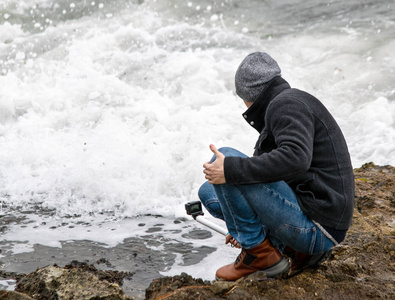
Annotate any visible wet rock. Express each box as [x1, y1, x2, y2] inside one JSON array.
[[325, 273, 355, 282], [145, 272, 211, 300], [15, 263, 135, 300], [0, 290, 34, 299], [182, 229, 213, 239], [210, 281, 236, 295]]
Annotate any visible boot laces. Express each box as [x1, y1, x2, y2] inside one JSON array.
[[235, 249, 246, 266]]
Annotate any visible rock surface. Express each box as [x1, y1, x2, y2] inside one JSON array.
[[0, 290, 34, 299], [15, 261, 135, 300], [4, 163, 395, 300]]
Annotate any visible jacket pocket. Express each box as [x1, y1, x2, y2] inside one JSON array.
[[254, 131, 276, 155], [254, 132, 268, 150], [295, 173, 316, 207]]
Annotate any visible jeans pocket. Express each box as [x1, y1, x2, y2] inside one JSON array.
[[274, 224, 317, 255]]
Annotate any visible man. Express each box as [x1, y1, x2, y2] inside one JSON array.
[[199, 52, 354, 281]]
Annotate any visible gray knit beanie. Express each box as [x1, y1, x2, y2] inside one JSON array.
[[235, 52, 281, 102]]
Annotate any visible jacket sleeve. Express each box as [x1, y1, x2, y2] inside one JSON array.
[[224, 97, 315, 184]]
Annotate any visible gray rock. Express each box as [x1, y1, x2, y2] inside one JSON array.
[[15, 265, 135, 300]]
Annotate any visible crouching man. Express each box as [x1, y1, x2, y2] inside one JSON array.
[[199, 52, 354, 280]]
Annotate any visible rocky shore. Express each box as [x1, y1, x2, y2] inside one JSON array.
[[1, 163, 394, 299]]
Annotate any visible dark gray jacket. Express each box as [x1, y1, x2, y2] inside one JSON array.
[[224, 77, 354, 233]]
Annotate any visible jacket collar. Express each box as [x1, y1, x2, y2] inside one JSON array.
[[242, 76, 291, 132]]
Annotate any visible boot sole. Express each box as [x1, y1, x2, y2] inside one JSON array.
[[215, 257, 290, 281], [287, 249, 333, 278], [251, 257, 290, 279]]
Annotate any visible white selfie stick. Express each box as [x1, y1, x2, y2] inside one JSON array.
[[194, 215, 227, 236], [185, 201, 228, 236]]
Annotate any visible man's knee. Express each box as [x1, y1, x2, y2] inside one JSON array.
[[217, 147, 247, 158], [198, 181, 210, 201]]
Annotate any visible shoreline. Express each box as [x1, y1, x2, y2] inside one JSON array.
[[0, 216, 218, 299], [1, 163, 394, 299]]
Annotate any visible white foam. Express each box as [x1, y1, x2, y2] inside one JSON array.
[[0, 214, 178, 250], [0, 279, 16, 291], [160, 245, 238, 281], [0, 0, 393, 217], [0, 0, 393, 214]]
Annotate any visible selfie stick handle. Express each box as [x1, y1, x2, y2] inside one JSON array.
[[194, 215, 228, 236]]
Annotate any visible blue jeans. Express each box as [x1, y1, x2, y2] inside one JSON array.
[[198, 147, 334, 255]]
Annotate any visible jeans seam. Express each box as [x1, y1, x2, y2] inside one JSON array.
[[219, 184, 240, 239], [262, 185, 301, 211], [221, 184, 265, 249], [205, 199, 219, 205], [274, 224, 317, 254], [309, 226, 317, 254]]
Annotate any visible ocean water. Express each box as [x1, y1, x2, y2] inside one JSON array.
[[0, 0, 394, 293]]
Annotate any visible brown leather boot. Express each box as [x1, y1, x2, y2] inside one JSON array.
[[284, 247, 333, 277], [215, 239, 289, 281]]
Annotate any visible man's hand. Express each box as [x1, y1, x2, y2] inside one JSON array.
[[203, 144, 226, 184], [226, 233, 241, 248]]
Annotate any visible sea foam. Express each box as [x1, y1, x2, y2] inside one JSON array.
[[0, 1, 393, 272]]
